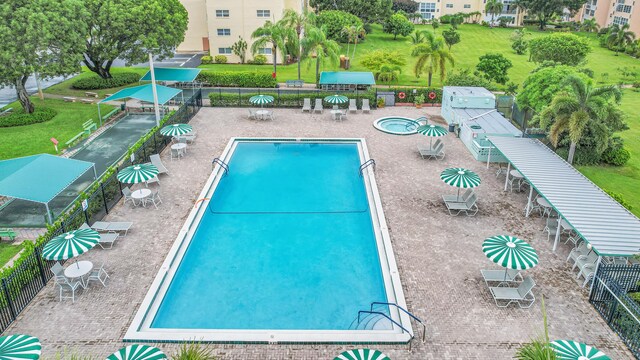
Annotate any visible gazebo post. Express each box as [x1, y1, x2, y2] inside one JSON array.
[[45, 203, 53, 224], [92, 164, 97, 179], [503, 162, 511, 191], [486, 145, 491, 168], [525, 186, 534, 217], [97, 103, 102, 126], [553, 214, 562, 252]]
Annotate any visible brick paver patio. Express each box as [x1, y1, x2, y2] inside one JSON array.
[[6, 106, 634, 359]]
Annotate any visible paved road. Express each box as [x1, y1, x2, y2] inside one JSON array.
[[0, 53, 203, 108]]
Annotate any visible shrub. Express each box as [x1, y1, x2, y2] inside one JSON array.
[[383, 13, 414, 40], [317, 10, 363, 42], [605, 190, 633, 211], [602, 146, 631, 166], [0, 107, 57, 127], [208, 91, 376, 108], [172, 342, 216, 360], [444, 68, 495, 90], [197, 71, 277, 88], [71, 72, 140, 90], [414, 94, 425, 104], [529, 33, 591, 66], [249, 54, 268, 65], [389, 87, 442, 103], [200, 55, 213, 64], [214, 55, 228, 64]]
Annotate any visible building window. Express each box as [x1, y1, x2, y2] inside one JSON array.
[[446, 3, 454, 8], [612, 16, 629, 25], [216, 10, 229, 17], [258, 48, 272, 55], [218, 47, 232, 54], [257, 10, 271, 18], [464, 4, 471, 8], [217, 29, 231, 36], [419, 2, 437, 19], [616, 4, 632, 12]]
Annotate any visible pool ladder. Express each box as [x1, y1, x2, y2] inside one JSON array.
[[355, 302, 425, 351], [211, 158, 229, 176], [358, 159, 376, 176]]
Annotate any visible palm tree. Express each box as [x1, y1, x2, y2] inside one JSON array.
[[281, 9, 311, 80], [301, 25, 341, 85], [411, 32, 455, 86], [251, 21, 292, 74], [409, 29, 427, 44], [539, 75, 622, 164], [348, 24, 366, 60], [607, 24, 636, 55], [485, 0, 503, 25], [581, 18, 599, 33]]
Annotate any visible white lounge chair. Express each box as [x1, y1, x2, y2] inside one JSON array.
[[86, 263, 109, 287], [442, 188, 474, 204], [418, 141, 445, 160], [481, 269, 523, 287], [98, 232, 119, 249], [91, 221, 133, 236], [302, 98, 311, 113], [362, 99, 370, 113], [313, 99, 323, 113], [445, 193, 478, 216], [349, 99, 357, 113], [489, 276, 536, 308], [150, 154, 168, 175], [54, 276, 83, 303], [170, 147, 182, 161]]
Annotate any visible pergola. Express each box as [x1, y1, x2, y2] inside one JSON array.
[[487, 137, 640, 258], [97, 84, 183, 125], [319, 71, 376, 90], [0, 154, 96, 223], [139, 67, 201, 83]]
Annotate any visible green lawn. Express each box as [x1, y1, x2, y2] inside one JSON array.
[[579, 89, 640, 216], [200, 24, 640, 87], [44, 67, 149, 98], [0, 242, 24, 267], [0, 98, 115, 160]]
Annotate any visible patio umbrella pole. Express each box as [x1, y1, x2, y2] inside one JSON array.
[[44, 203, 52, 224]]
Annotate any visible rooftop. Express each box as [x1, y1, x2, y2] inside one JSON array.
[[319, 71, 376, 85]]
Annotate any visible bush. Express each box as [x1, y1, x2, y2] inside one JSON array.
[[389, 87, 442, 103], [602, 146, 631, 166], [439, 14, 453, 24], [529, 33, 591, 66], [444, 68, 495, 90], [71, 72, 140, 90], [247, 54, 268, 65], [317, 10, 364, 42], [172, 342, 216, 360], [200, 55, 213, 64], [0, 107, 57, 127], [605, 190, 633, 211], [214, 55, 228, 64], [197, 71, 277, 88], [208, 91, 376, 108]]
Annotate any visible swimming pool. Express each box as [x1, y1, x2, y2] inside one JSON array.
[[125, 138, 410, 343], [373, 116, 426, 135]]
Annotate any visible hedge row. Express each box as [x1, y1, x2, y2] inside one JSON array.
[[197, 71, 277, 88], [0, 107, 57, 127], [71, 72, 140, 90], [387, 88, 443, 104], [208, 91, 377, 108]]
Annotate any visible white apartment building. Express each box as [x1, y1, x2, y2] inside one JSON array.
[[575, 0, 640, 36]]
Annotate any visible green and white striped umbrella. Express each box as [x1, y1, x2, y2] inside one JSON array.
[[106, 345, 166, 360], [324, 95, 348, 104], [0, 335, 41, 360], [550, 340, 610, 360], [440, 168, 481, 189], [42, 229, 100, 261], [249, 95, 274, 107], [160, 123, 192, 137], [482, 235, 539, 270], [417, 124, 448, 148], [334, 349, 390, 360], [117, 164, 159, 184]]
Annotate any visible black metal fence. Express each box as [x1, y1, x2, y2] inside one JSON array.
[[590, 263, 640, 358], [0, 90, 202, 333]]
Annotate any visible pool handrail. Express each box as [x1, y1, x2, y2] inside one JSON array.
[[359, 159, 376, 176], [211, 158, 229, 176], [370, 301, 426, 343], [356, 310, 415, 350]]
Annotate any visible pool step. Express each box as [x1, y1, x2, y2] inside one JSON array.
[[348, 304, 392, 330]]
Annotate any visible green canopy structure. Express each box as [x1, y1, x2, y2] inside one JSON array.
[[97, 84, 182, 126], [550, 340, 610, 360], [0, 154, 96, 223], [42, 229, 100, 261], [319, 72, 376, 90], [0, 334, 41, 360], [117, 164, 159, 184], [107, 345, 166, 360], [334, 349, 390, 360], [139, 68, 201, 82]]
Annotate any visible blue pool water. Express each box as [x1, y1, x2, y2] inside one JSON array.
[[151, 142, 388, 330]]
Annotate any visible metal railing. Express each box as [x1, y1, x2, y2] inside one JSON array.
[[211, 158, 229, 176], [358, 159, 376, 176], [357, 310, 415, 350], [370, 301, 426, 343]]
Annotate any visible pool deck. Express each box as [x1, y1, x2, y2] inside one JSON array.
[[5, 107, 634, 359]]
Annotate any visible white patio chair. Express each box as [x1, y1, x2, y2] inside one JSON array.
[[248, 109, 257, 120], [50, 262, 64, 277], [121, 187, 136, 206], [87, 263, 109, 287], [170, 148, 182, 161], [543, 218, 558, 241], [54, 275, 83, 303], [573, 250, 598, 272], [362, 99, 370, 113], [150, 154, 169, 175], [145, 189, 163, 209], [178, 138, 188, 153], [182, 132, 197, 143], [302, 98, 311, 113], [567, 241, 589, 265], [349, 99, 357, 113]]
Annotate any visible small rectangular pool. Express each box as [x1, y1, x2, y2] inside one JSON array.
[[125, 138, 410, 343]]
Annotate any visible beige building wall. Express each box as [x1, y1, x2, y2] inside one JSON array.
[[177, 0, 210, 52], [417, 0, 524, 26], [576, 0, 640, 36]]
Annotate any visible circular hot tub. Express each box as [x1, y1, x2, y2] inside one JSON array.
[[373, 116, 425, 135]]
